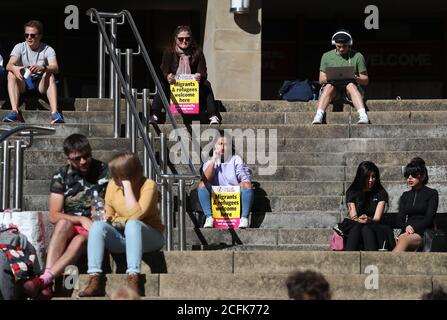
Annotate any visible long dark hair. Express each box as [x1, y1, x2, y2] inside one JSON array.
[[346, 161, 388, 209], [169, 25, 202, 65], [403, 157, 429, 185]]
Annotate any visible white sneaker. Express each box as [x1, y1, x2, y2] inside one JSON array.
[[209, 116, 220, 125], [203, 216, 214, 228], [358, 113, 369, 124], [312, 113, 323, 124], [239, 217, 249, 228]]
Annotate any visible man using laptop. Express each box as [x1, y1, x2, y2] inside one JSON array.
[[312, 30, 369, 124]]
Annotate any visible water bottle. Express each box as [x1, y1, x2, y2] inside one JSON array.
[[91, 190, 105, 221]]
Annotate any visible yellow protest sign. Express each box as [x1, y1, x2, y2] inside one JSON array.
[[170, 75, 199, 114], [211, 186, 241, 228]]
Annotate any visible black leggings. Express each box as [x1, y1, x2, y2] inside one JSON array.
[[151, 79, 217, 118], [345, 223, 378, 251]]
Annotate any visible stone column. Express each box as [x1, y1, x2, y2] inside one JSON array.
[[203, 0, 262, 100]]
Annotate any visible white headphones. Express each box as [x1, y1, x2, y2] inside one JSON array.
[[331, 31, 353, 46]]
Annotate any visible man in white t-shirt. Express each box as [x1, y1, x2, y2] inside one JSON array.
[[3, 20, 64, 123]]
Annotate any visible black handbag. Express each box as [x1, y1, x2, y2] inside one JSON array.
[[424, 229, 447, 252]]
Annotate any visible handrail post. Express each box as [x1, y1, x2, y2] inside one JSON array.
[[160, 133, 172, 250], [98, 29, 105, 98], [2, 141, 11, 210], [109, 18, 117, 99], [13, 140, 24, 210], [178, 179, 186, 251], [125, 49, 133, 138], [113, 48, 121, 138], [131, 88, 137, 153], [166, 179, 173, 251], [142, 88, 152, 178]]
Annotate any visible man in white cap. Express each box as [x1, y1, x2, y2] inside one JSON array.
[[312, 29, 369, 125]]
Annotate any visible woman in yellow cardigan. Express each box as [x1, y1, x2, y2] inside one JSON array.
[[79, 152, 165, 297]]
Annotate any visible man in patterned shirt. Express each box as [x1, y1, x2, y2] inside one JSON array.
[[23, 134, 108, 298]]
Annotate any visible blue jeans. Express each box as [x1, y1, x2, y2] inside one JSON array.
[[87, 220, 165, 274], [197, 186, 254, 218]]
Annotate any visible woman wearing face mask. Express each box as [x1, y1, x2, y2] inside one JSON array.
[[393, 157, 439, 252], [150, 25, 220, 125], [341, 161, 395, 251]]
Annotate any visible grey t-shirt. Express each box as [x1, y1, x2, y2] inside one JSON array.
[[10, 42, 56, 77]]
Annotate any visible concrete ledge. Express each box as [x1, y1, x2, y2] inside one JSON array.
[[361, 252, 447, 275], [159, 273, 288, 299], [233, 251, 360, 274]]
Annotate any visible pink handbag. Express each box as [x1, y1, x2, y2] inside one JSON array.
[[330, 231, 345, 251]]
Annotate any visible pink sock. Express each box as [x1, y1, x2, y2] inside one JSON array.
[[39, 269, 54, 287]]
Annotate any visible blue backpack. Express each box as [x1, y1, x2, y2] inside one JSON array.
[[278, 79, 315, 102]]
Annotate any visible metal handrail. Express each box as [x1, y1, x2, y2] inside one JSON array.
[[87, 8, 197, 178], [87, 9, 200, 251], [0, 125, 56, 143], [0, 125, 56, 211]]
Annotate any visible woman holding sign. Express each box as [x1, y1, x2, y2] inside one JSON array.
[[198, 131, 254, 228], [150, 25, 220, 125]]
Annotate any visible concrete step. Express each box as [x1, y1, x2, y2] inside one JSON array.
[[54, 273, 435, 300], [51, 250, 447, 299], [28, 136, 447, 154], [23, 194, 343, 212], [0, 110, 115, 124], [5, 98, 447, 113], [23, 180, 346, 196], [0, 123, 113, 137], [153, 123, 447, 139]]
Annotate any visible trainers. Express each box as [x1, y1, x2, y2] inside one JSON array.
[[3, 111, 25, 123], [209, 116, 220, 125], [312, 112, 323, 124], [23, 276, 44, 298], [51, 111, 65, 124], [239, 217, 249, 229], [149, 114, 158, 125], [203, 216, 214, 228], [357, 113, 369, 124]]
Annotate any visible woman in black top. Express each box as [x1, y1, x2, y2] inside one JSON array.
[[393, 157, 439, 252], [150, 25, 219, 125], [344, 161, 395, 251]]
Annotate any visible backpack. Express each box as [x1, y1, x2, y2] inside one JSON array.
[[278, 79, 315, 102]]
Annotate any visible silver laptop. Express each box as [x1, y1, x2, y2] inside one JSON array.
[[326, 66, 355, 82]]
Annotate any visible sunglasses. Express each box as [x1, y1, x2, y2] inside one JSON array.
[[68, 154, 91, 162], [177, 37, 191, 42], [24, 33, 38, 39]]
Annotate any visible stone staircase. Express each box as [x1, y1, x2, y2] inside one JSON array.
[[1, 98, 447, 299]]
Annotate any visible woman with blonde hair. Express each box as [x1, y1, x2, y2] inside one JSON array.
[[79, 152, 164, 297]]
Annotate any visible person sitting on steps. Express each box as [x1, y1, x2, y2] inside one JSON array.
[[150, 25, 220, 125], [22, 134, 109, 299], [312, 29, 369, 125], [393, 157, 439, 252], [3, 20, 64, 124], [197, 130, 254, 229], [79, 152, 165, 297]]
